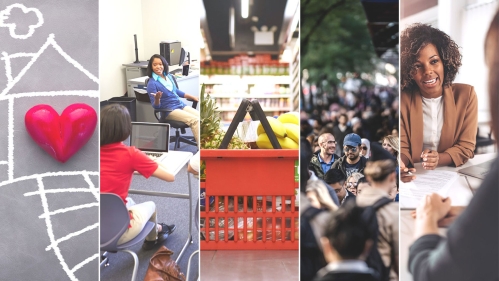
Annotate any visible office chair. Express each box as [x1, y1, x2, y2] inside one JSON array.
[[144, 78, 198, 150], [475, 127, 496, 153], [100, 193, 155, 281]]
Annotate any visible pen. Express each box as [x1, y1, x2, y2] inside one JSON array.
[[401, 171, 414, 177], [463, 175, 475, 195]]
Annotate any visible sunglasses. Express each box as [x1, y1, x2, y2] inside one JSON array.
[[344, 146, 358, 152], [346, 182, 358, 187], [361, 146, 367, 151]]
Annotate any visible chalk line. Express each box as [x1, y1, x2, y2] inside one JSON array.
[[1, 52, 36, 83], [38, 202, 99, 219], [0, 161, 7, 165], [1, 52, 37, 59], [0, 90, 99, 101], [49, 36, 98, 84], [37, 177, 78, 281], [0, 34, 98, 96], [24, 187, 96, 197], [0, 34, 54, 96], [1, 52, 12, 83], [0, 170, 99, 188], [45, 223, 98, 251], [0, 4, 44, 39], [70, 253, 99, 274], [82, 171, 99, 201], [7, 97, 13, 181]]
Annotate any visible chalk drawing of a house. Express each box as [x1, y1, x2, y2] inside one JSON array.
[[0, 34, 99, 281]]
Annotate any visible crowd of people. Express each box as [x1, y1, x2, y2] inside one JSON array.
[[302, 82, 399, 154], [301, 131, 399, 281], [301, 11, 499, 281]]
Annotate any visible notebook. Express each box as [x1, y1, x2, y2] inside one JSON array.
[[129, 122, 170, 162], [458, 159, 494, 180]]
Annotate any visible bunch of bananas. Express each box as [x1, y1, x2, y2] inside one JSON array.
[[256, 112, 299, 149]]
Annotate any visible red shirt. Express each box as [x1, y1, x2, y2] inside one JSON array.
[[100, 142, 158, 203]]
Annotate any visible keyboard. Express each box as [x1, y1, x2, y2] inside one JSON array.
[[145, 152, 165, 160], [169, 68, 183, 75]]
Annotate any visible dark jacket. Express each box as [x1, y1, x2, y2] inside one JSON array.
[[309, 150, 338, 179], [331, 155, 368, 178], [314, 272, 378, 281], [408, 157, 498, 281]]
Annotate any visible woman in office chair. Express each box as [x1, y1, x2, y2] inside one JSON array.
[[146, 54, 199, 145], [100, 104, 177, 250], [408, 12, 499, 281]]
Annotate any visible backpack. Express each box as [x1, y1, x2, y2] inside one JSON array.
[[143, 246, 186, 281], [300, 206, 327, 281], [361, 197, 393, 281]]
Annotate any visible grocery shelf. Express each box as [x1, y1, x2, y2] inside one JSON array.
[[209, 94, 292, 98], [200, 75, 291, 85]]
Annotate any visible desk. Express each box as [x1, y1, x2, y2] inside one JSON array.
[[128, 151, 195, 263], [399, 152, 497, 281]]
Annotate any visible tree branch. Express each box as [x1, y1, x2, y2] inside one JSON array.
[[302, 0, 346, 57]]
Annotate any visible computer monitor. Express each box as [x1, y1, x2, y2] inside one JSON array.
[[179, 48, 190, 66]]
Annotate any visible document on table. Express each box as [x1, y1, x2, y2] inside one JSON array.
[[400, 170, 460, 208]]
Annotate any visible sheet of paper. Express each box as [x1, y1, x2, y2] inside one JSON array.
[[400, 170, 460, 200]]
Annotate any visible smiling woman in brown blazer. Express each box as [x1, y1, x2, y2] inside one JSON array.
[[399, 23, 478, 177]]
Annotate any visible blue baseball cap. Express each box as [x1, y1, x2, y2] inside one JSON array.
[[343, 133, 361, 147]]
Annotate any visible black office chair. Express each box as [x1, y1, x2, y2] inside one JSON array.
[[100, 193, 155, 281], [475, 127, 496, 153], [143, 77, 198, 150]]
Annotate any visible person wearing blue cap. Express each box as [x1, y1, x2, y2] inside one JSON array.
[[331, 133, 368, 178]]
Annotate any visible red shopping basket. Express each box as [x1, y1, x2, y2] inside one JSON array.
[[200, 149, 298, 250]]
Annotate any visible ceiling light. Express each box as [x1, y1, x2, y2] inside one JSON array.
[[252, 16, 258, 22], [251, 26, 258, 32], [230, 7, 235, 48], [241, 0, 249, 18], [261, 25, 268, 31], [270, 26, 278, 32]]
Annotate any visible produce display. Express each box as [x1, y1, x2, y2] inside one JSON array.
[[200, 84, 249, 150], [200, 83, 299, 150], [200, 197, 298, 242], [255, 112, 299, 149]]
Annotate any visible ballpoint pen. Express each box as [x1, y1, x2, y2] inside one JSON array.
[[463, 175, 475, 195]]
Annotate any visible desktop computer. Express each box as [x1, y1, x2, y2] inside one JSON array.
[[160, 41, 181, 66]]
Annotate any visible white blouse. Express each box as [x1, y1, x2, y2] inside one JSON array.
[[422, 95, 444, 151]]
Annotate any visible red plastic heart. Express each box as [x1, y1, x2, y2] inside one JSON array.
[[25, 104, 97, 163]]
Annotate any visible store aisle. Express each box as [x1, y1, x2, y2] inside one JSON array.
[[200, 250, 298, 281]]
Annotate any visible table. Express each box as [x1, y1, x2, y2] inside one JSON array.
[[128, 150, 195, 263], [399, 152, 497, 281]]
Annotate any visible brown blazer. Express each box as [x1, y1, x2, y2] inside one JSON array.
[[400, 83, 478, 167]]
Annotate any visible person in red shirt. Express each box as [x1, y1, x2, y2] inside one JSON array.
[[100, 104, 176, 250]]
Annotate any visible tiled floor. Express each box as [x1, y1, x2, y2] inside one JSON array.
[[200, 250, 299, 281]]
